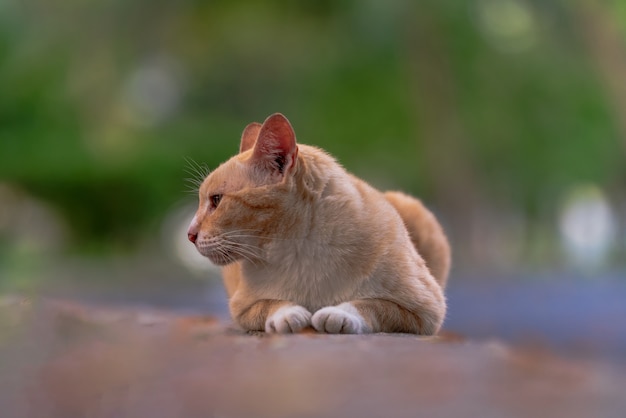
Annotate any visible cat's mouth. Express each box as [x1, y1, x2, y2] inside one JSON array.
[[196, 246, 236, 265], [195, 241, 239, 266], [205, 252, 236, 266]]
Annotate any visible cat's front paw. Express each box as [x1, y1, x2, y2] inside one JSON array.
[[312, 302, 371, 334], [265, 305, 312, 333]]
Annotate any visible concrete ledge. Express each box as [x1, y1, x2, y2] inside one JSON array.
[[1, 296, 625, 418]]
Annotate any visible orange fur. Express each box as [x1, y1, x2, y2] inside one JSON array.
[[188, 114, 451, 335]]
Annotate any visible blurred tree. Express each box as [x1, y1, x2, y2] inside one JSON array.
[[0, 0, 623, 269]]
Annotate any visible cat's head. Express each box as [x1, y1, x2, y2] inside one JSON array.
[[187, 113, 300, 265]]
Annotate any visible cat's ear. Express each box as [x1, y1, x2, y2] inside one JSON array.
[[239, 122, 262, 153], [251, 113, 298, 174]]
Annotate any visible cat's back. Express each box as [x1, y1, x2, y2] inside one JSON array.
[[296, 144, 411, 265], [297, 144, 394, 227], [299, 144, 450, 287]]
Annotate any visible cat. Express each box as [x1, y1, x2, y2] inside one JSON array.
[[187, 113, 451, 335]]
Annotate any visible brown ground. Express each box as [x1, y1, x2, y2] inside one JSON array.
[[1, 295, 625, 418]]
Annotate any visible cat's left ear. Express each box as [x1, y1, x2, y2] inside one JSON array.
[[239, 122, 262, 153], [252, 113, 299, 174]]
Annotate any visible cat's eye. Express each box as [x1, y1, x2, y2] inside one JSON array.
[[210, 194, 223, 208]]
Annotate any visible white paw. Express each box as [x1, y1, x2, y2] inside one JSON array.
[[265, 305, 312, 333], [312, 302, 370, 334]]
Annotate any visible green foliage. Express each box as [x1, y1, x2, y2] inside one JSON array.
[[0, 0, 623, 252]]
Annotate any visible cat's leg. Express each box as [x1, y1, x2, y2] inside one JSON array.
[[229, 297, 312, 333], [265, 304, 313, 333], [310, 302, 372, 334], [312, 299, 441, 335]]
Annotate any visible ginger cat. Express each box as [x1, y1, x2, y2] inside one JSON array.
[[187, 113, 451, 335]]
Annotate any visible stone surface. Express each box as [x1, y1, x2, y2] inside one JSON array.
[[1, 296, 625, 418]]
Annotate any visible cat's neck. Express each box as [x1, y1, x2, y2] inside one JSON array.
[[292, 145, 344, 200]]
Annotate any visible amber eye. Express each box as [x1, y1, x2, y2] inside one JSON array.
[[210, 194, 223, 208]]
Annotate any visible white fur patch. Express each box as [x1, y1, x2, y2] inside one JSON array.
[[312, 302, 371, 334], [265, 305, 312, 333]]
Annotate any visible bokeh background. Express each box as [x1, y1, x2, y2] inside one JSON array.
[[1, 0, 625, 356]]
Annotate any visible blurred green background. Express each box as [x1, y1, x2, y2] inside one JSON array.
[[1, 0, 625, 291]]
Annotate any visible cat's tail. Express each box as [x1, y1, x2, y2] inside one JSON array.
[[384, 191, 451, 289]]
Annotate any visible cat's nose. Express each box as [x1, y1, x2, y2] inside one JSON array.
[[187, 215, 200, 244]]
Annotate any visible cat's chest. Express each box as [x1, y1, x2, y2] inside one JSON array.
[[241, 255, 356, 310]]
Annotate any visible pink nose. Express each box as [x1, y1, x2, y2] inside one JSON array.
[[188, 232, 198, 244]]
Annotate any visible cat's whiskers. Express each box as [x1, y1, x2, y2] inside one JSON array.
[[183, 157, 211, 194], [221, 239, 262, 264], [227, 242, 262, 255], [231, 249, 259, 266], [214, 242, 237, 265], [223, 245, 260, 266], [184, 157, 211, 178], [184, 178, 204, 194], [220, 231, 303, 242], [212, 231, 264, 266]]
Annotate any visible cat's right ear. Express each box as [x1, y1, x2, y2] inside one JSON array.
[[251, 113, 298, 175], [239, 122, 262, 153]]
